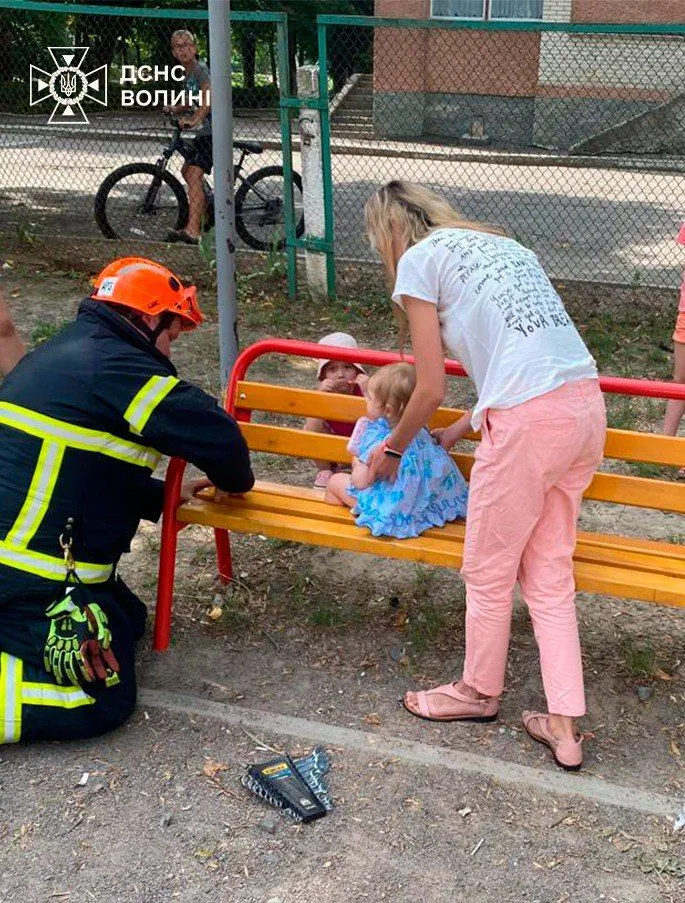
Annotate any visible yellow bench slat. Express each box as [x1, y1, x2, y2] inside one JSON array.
[[239, 422, 685, 514], [235, 381, 685, 467], [186, 482, 685, 579], [177, 494, 685, 607]]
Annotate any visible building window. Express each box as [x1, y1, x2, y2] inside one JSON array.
[[431, 0, 544, 19]]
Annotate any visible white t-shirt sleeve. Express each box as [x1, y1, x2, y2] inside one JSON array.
[[392, 246, 440, 308]]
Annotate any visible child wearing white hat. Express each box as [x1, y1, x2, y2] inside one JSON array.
[[305, 332, 369, 488]]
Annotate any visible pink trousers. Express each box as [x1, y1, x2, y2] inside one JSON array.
[[461, 379, 607, 717]]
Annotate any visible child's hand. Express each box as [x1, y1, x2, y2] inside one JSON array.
[[431, 426, 458, 451], [355, 373, 369, 395], [319, 377, 354, 394]]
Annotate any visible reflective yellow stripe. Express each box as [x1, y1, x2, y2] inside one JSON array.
[[0, 402, 160, 469], [0, 541, 112, 583], [0, 653, 22, 743], [21, 682, 94, 709], [5, 440, 65, 548], [124, 376, 179, 436]]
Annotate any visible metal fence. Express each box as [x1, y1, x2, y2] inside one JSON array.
[[2, 3, 685, 293], [0, 0, 302, 285], [319, 14, 685, 289]]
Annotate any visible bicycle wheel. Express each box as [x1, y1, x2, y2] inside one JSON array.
[[235, 166, 304, 251], [94, 163, 189, 242]]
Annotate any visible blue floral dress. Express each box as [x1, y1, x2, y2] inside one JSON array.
[[346, 417, 468, 539]]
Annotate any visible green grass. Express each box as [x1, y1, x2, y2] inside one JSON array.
[[621, 639, 656, 679], [30, 320, 70, 346]]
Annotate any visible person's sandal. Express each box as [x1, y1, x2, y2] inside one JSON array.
[[166, 229, 199, 246], [313, 469, 334, 489], [403, 682, 499, 723], [522, 710, 583, 771]]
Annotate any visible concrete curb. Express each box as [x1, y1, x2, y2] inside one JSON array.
[[139, 687, 679, 819]]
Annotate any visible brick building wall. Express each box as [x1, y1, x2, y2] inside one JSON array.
[[371, 0, 685, 148], [572, 0, 685, 24], [373, 0, 542, 143]]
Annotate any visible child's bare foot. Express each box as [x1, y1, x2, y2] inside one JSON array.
[[314, 469, 334, 489]]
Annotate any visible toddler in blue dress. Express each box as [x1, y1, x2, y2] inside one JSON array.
[[325, 362, 468, 538]]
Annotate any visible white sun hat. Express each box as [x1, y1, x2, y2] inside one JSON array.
[[316, 332, 367, 380]]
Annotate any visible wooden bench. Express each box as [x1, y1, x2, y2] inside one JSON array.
[[153, 338, 685, 651]]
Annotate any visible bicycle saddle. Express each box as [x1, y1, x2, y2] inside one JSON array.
[[234, 140, 264, 155]]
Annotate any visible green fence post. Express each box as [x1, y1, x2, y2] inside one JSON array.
[[277, 14, 298, 301], [317, 20, 336, 299]]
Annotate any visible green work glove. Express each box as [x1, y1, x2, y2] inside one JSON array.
[[44, 592, 119, 687]]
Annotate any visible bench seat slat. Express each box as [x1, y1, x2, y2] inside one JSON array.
[[235, 381, 685, 467], [193, 481, 685, 574], [240, 422, 685, 514], [180, 482, 685, 582], [177, 495, 685, 607]]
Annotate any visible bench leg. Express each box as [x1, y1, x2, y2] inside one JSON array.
[[214, 528, 233, 585], [153, 457, 185, 652]]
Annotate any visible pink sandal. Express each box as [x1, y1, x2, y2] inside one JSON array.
[[522, 710, 583, 771], [403, 682, 499, 723]]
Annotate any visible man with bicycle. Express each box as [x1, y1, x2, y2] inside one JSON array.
[[166, 29, 212, 245]]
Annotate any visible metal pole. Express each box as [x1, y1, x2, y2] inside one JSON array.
[[317, 21, 336, 299], [208, 0, 237, 391]]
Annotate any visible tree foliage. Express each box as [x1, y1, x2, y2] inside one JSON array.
[[0, 0, 373, 108]]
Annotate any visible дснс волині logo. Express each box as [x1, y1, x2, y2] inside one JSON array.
[[30, 47, 107, 124]]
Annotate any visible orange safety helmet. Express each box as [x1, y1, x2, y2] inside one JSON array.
[[90, 257, 203, 331]]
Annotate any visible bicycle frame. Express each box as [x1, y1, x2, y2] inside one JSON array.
[[147, 120, 253, 201]]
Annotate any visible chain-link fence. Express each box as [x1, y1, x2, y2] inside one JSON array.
[[2, 3, 684, 292], [321, 13, 685, 288], [0, 2, 301, 257]]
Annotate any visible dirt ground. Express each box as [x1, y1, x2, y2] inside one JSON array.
[[0, 237, 683, 902]]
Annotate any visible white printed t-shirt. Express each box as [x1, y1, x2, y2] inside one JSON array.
[[392, 228, 597, 430]]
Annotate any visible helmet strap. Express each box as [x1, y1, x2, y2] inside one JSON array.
[[148, 312, 176, 343]]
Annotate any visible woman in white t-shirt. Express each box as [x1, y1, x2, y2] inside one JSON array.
[[364, 181, 606, 771]]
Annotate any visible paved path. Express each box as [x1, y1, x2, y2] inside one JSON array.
[[0, 122, 682, 286], [140, 687, 678, 818]]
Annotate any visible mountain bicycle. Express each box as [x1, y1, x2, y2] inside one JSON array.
[[94, 116, 304, 251]]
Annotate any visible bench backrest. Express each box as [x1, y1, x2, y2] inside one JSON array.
[[227, 340, 685, 517]]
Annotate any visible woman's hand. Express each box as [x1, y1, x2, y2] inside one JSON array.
[[367, 443, 401, 483]]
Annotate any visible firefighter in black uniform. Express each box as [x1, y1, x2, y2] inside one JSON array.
[[0, 257, 254, 743]]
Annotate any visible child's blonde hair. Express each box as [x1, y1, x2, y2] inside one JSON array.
[[368, 362, 416, 421]]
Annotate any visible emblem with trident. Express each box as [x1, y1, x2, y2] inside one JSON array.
[[30, 47, 107, 124]]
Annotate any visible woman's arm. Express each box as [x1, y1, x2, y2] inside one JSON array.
[[368, 297, 445, 481]]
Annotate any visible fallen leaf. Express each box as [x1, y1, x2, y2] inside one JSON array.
[[395, 611, 408, 629], [654, 668, 675, 681], [612, 835, 634, 853], [669, 739, 681, 759], [363, 713, 382, 727], [203, 759, 227, 778]]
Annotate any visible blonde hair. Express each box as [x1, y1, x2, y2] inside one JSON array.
[[364, 180, 505, 349], [364, 181, 504, 283], [368, 362, 416, 421]]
